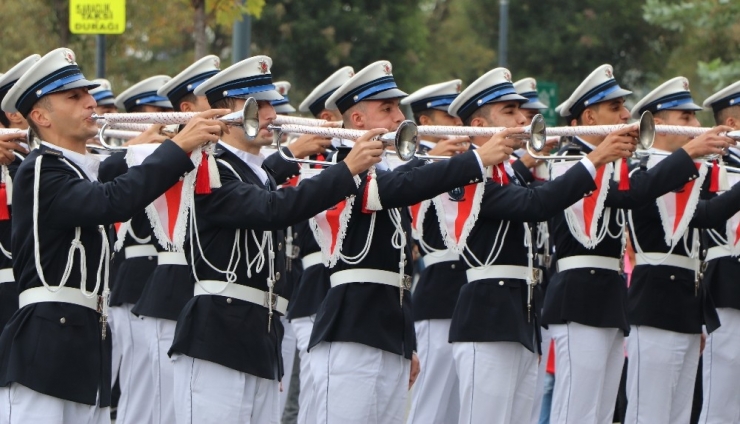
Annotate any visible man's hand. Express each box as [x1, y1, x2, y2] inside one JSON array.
[[682, 125, 734, 159], [475, 127, 524, 167], [122, 124, 168, 147], [343, 128, 385, 175], [518, 137, 560, 168], [0, 133, 28, 165], [426, 137, 469, 157], [171, 109, 231, 153], [586, 125, 638, 168], [409, 352, 421, 389], [287, 133, 333, 158]]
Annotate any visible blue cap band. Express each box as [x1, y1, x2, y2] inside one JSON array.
[[456, 82, 519, 121]]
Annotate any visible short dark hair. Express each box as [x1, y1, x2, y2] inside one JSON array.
[[0, 112, 9, 128], [175, 93, 198, 112], [210, 97, 238, 111], [23, 96, 53, 138], [575, 103, 601, 125], [463, 104, 493, 127], [412, 109, 435, 125], [714, 105, 740, 126]]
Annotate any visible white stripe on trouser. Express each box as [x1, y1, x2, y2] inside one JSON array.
[[700, 308, 740, 424], [453, 341, 538, 424], [310, 341, 410, 424], [406, 319, 460, 424], [109, 304, 154, 424], [148, 317, 177, 424], [530, 325, 552, 424], [625, 325, 701, 424], [290, 316, 317, 424], [279, 316, 297, 417], [549, 323, 624, 424], [172, 355, 279, 424], [0, 383, 110, 424]]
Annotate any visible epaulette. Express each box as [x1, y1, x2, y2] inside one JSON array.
[[40, 146, 63, 157], [212, 143, 227, 158]]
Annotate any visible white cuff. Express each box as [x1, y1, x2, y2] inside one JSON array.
[[472, 151, 486, 175], [579, 157, 597, 179]]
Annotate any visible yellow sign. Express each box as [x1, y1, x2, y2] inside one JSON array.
[[69, 0, 126, 34]]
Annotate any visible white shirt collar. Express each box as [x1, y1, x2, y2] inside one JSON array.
[[218, 141, 268, 183], [40, 141, 100, 181]]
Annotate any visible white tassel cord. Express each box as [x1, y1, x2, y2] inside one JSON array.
[[364, 166, 383, 211], [32, 156, 111, 335]]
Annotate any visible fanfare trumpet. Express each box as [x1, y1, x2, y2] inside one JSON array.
[[0, 128, 28, 139], [267, 120, 420, 166], [92, 97, 260, 139], [412, 112, 656, 161]]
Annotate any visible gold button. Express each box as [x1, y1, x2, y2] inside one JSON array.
[[179, 176, 184, 181], [670, 275, 675, 280], [148, 256, 153, 260], [275, 272, 281, 280], [498, 281, 504, 286], [590, 270, 595, 274], [59, 317, 66, 324], [294, 233, 298, 238], [451, 264, 456, 269], [278, 243, 283, 250], [226, 298, 232, 304], [404, 259, 408, 265]]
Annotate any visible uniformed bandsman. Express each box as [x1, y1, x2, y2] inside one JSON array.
[[102, 74, 177, 424], [0, 47, 227, 424], [402, 78, 468, 424], [444, 67, 634, 424], [0, 55, 37, 332], [167, 55, 384, 424], [625, 77, 739, 424], [89, 79, 117, 115], [286, 66, 355, 424], [698, 80, 740, 424], [306, 60, 527, 424], [513, 77, 549, 124], [121, 54, 221, 424], [540, 64, 730, 424]]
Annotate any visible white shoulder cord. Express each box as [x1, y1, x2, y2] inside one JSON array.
[[32, 155, 111, 337], [461, 220, 510, 268], [707, 228, 728, 246], [127, 224, 151, 244], [523, 223, 538, 322], [190, 158, 278, 329], [535, 221, 551, 267], [338, 212, 376, 264], [627, 208, 681, 265], [606, 208, 625, 240], [388, 208, 408, 306]]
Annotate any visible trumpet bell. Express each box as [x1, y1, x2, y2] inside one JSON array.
[[638, 110, 655, 150], [529, 114, 547, 152], [394, 120, 419, 161], [243, 97, 260, 140]]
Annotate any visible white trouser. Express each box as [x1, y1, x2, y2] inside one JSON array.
[[625, 325, 701, 424], [148, 317, 177, 424], [109, 304, 154, 424], [549, 323, 625, 424], [280, 316, 297, 416], [530, 326, 552, 424], [291, 316, 316, 424], [0, 383, 110, 424], [110, 305, 123, 386], [406, 319, 459, 424], [701, 308, 740, 424], [310, 341, 410, 424], [173, 355, 279, 424], [453, 341, 538, 424]]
